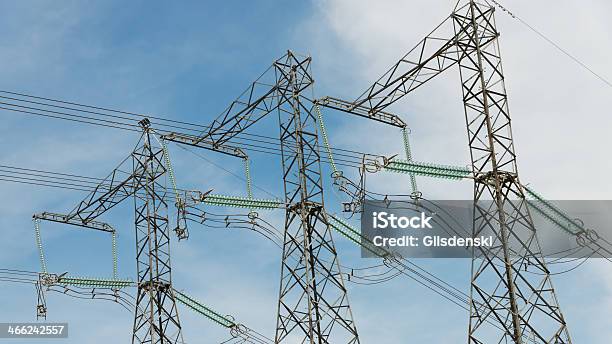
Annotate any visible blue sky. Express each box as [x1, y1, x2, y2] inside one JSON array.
[[1, 0, 611, 343]]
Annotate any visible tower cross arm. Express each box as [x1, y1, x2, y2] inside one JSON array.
[[167, 51, 314, 150], [351, 11, 473, 115]]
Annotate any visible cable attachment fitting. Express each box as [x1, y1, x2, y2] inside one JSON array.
[[138, 118, 151, 129], [576, 229, 600, 247], [39, 272, 60, 287], [342, 202, 360, 213], [332, 171, 346, 191], [382, 251, 402, 268], [36, 303, 47, 319], [248, 211, 259, 222], [230, 324, 248, 338], [174, 198, 189, 241], [35, 281, 48, 320], [364, 154, 392, 173]]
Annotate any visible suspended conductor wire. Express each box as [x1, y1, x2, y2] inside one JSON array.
[[490, 0, 612, 90], [188, 204, 398, 284], [0, 268, 40, 276], [6, 168, 535, 336], [184, 209, 284, 249], [0, 276, 38, 284], [0, 89, 369, 157], [0, 91, 373, 169], [46, 285, 135, 313], [327, 214, 470, 303], [0, 269, 40, 285], [194, 210, 406, 288], [175, 144, 281, 200], [0, 164, 184, 202]]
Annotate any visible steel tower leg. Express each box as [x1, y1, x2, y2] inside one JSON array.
[[274, 52, 360, 344], [132, 121, 183, 344], [452, 2, 571, 343]]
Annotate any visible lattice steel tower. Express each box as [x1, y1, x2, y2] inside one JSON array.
[[131, 120, 183, 344], [273, 52, 360, 344], [338, 0, 571, 342], [162, 51, 360, 343], [57, 120, 184, 343], [452, 2, 571, 343]]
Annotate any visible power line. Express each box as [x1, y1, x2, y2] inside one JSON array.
[[1, 98, 369, 169], [0, 164, 480, 316], [491, 0, 612, 90], [175, 145, 281, 199], [0, 90, 377, 169]]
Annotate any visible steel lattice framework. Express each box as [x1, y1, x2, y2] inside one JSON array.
[[453, 2, 570, 343], [342, 1, 572, 343], [160, 50, 367, 343], [131, 121, 183, 344], [274, 52, 360, 344], [45, 120, 185, 344]]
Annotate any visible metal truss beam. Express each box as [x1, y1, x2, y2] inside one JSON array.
[[161, 132, 247, 159], [64, 156, 137, 225], [166, 51, 314, 149], [33, 211, 115, 233], [349, 8, 472, 115], [315, 96, 406, 128]]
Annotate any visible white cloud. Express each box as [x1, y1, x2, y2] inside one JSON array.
[[301, 0, 612, 199]]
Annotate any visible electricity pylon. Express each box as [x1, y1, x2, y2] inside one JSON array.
[[453, 2, 570, 342], [131, 120, 183, 344], [337, 1, 571, 342], [48, 119, 184, 343], [164, 51, 362, 343], [273, 53, 360, 344]]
